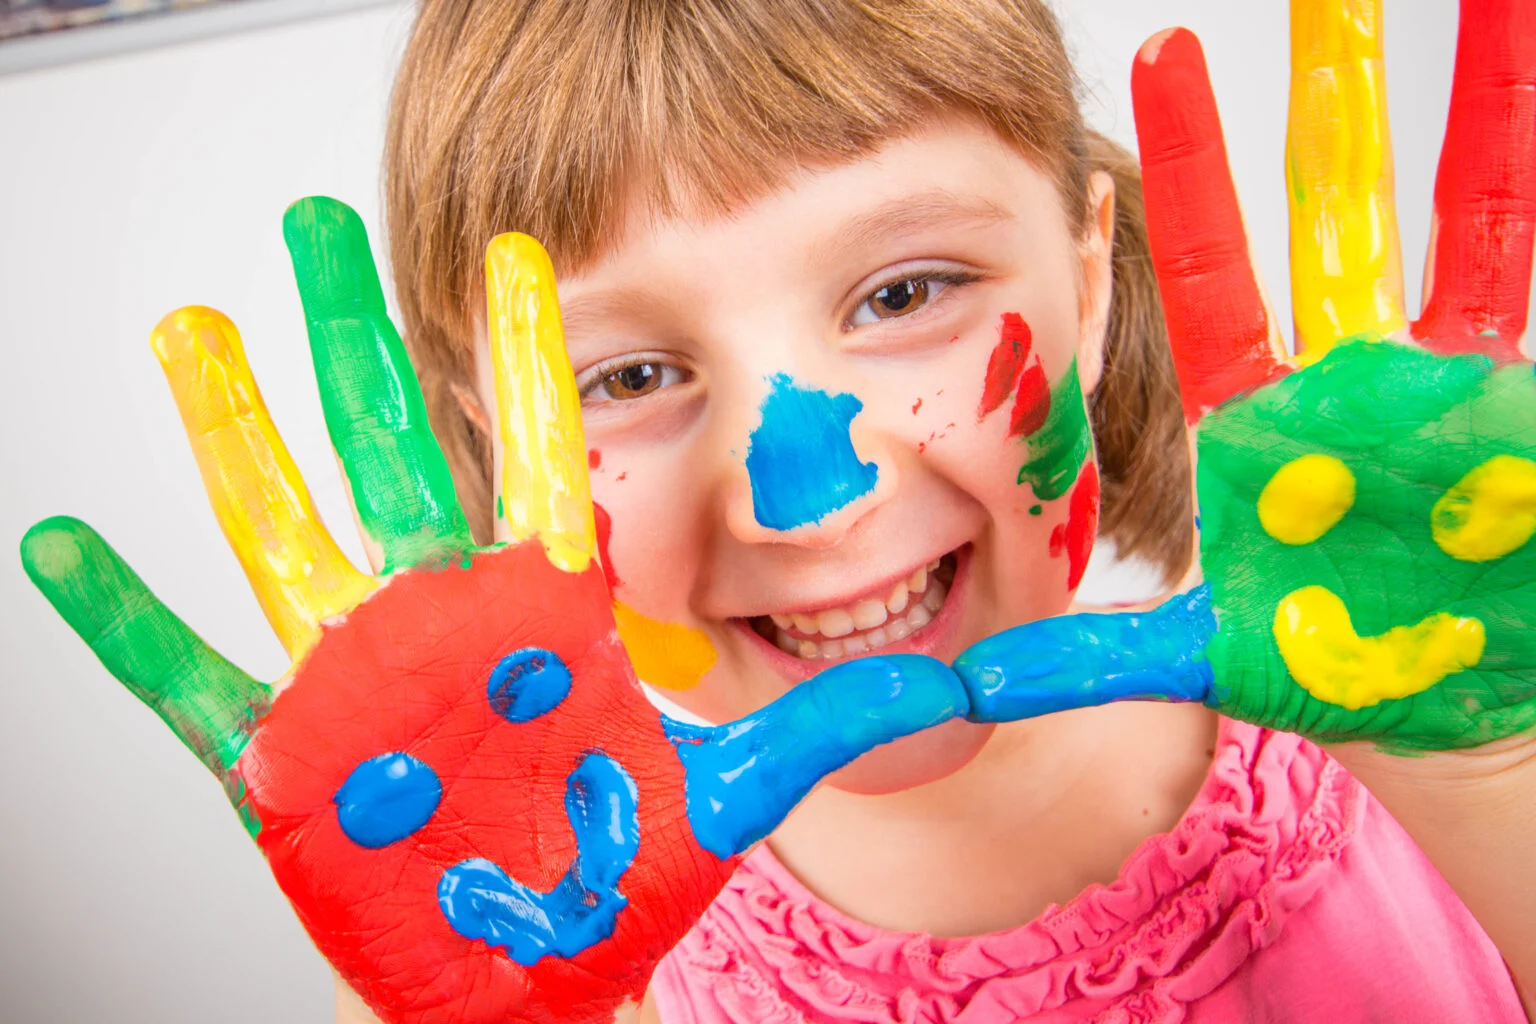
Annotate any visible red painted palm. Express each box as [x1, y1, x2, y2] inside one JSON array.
[[22, 201, 965, 1024]]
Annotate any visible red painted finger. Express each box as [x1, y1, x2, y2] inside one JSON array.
[[1412, 0, 1536, 360], [1133, 28, 1287, 423]]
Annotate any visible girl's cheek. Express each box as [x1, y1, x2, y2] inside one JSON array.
[[586, 446, 720, 693]]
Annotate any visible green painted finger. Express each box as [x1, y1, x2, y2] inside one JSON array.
[[20, 516, 271, 792], [283, 196, 473, 572]]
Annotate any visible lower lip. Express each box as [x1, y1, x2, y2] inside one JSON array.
[[732, 546, 973, 683]]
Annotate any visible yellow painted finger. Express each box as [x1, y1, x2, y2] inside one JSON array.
[[1286, 0, 1407, 358], [151, 307, 376, 659], [485, 233, 596, 574]]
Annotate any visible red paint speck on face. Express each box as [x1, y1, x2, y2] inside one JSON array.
[[616, 472, 628, 482], [1009, 361, 1051, 438], [912, 397, 923, 415], [1047, 463, 1100, 591], [978, 313, 1033, 420], [592, 502, 622, 590], [917, 441, 928, 454], [588, 449, 602, 470]]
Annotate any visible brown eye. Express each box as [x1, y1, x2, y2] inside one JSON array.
[[869, 278, 929, 318], [601, 361, 663, 400]]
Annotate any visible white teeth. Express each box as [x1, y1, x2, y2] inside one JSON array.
[[923, 581, 946, 613], [765, 554, 954, 660], [817, 607, 855, 638], [851, 598, 889, 630]]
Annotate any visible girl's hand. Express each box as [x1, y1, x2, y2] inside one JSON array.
[[954, 0, 1536, 755], [21, 199, 967, 1024]]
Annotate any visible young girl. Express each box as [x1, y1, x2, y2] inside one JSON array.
[[22, 0, 1536, 1021]]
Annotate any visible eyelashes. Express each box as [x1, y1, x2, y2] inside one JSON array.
[[574, 267, 983, 404], [846, 269, 982, 329]]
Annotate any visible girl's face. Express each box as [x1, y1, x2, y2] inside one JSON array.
[[477, 119, 1116, 793]]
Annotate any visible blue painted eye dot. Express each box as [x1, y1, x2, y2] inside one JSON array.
[[334, 752, 442, 849], [488, 646, 572, 723]]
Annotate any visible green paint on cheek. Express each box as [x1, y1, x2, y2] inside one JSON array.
[[1198, 340, 1536, 751], [1017, 358, 1092, 501], [284, 198, 472, 573], [1029, 504, 1043, 516], [20, 517, 272, 802]]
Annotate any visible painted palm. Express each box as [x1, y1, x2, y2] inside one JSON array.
[[20, 199, 966, 1024], [956, 0, 1536, 752]]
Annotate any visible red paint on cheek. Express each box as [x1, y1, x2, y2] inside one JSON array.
[[912, 397, 923, 415], [588, 449, 602, 470], [978, 314, 1033, 420], [1008, 361, 1051, 438], [592, 502, 622, 591], [1048, 462, 1100, 591]]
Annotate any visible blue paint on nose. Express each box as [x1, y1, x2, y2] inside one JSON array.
[[745, 374, 879, 530], [334, 752, 442, 848]]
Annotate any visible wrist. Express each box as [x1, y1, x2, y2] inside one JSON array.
[[334, 973, 386, 1024], [1327, 730, 1536, 1015]]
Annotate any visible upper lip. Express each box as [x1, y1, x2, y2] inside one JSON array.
[[737, 550, 952, 619]]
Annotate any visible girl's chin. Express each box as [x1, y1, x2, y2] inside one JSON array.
[[822, 718, 996, 795]]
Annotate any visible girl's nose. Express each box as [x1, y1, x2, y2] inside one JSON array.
[[721, 373, 899, 548]]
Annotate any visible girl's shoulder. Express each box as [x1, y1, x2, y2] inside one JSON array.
[[650, 718, 1524, 1023]]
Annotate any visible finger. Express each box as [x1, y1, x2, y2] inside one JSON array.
[[1286, 0, 1407, 356], [150, 307, 376, 660], [1132, 28, 1288, 423], [664, 656, 967, 858], [484, 233, 597, 574], [20, 517, 271, 789], [954, 585, 1215, 722], [283, 197, 473, 573], [1411, 0, 1536, 360]]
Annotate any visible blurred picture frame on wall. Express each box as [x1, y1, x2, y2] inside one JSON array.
[[0, 0, 396, 73]]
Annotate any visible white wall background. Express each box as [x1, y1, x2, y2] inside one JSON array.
[[0, 1, 1474, 1020]]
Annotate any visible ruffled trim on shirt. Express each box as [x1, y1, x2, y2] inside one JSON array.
[[657, 719, 1364, 1024]]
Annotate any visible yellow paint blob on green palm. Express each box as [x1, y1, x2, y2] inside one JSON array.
[[1258, 454, 1356, 544], [1432, 455, 1536, 562], [614, 601, 717, 691], [1273, 585, 1485, 710]]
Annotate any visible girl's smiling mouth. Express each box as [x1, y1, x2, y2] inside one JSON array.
[[740, 547, 968, 669]]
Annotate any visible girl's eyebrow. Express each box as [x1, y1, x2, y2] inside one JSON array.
[[815, 189, 1014, 266]]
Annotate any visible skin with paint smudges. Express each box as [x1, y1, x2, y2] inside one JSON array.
[[492, 119, 1118, 798]]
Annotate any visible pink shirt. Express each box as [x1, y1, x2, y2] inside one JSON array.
[[650, 719, 1524, 1022]]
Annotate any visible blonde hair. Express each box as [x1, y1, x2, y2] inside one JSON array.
[[384, 0, 1192, 579]]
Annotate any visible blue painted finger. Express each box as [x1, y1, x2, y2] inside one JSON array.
[[954, 585, 1216, 722], [438, 753, 639, 966], [665, 655, 967, 859]]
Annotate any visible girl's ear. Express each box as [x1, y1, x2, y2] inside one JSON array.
[[1076, 169, 1117, 397]]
